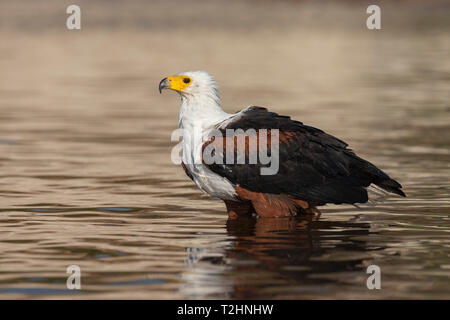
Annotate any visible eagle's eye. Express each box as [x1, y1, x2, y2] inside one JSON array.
[[183, 77, 191, 84]]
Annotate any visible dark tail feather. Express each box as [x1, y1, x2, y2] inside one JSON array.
[[376, 179, 406, 197]]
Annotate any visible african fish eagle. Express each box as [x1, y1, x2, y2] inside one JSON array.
[[159, 71, 405, 218]]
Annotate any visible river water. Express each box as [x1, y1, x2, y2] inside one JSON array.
[[0, 0, 449, 299]]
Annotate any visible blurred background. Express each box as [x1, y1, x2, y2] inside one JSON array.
[[0, 0, 449, 299]]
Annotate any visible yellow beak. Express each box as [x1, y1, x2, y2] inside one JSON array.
[[158, 76, 192, 93]]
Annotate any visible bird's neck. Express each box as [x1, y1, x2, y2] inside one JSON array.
[[179, 93, 230, 130]]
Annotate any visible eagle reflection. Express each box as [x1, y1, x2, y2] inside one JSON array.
[[227, 215, 372, 266], [183, 214, 377, 299]]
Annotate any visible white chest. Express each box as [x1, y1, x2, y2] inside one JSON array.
[[179, 112, 237, 201]]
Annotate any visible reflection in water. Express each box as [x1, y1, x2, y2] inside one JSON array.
[[182, 215, 376, 299], [226, 216, 371, 270]]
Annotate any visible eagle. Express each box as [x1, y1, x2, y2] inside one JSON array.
[[159, 71, 405, 218]]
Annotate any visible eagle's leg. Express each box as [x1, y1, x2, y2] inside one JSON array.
[[224, 200, 254, 218], [301, 206, 322, 216]]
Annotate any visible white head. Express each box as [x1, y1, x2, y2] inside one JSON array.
[[159, 71, 220, 106]]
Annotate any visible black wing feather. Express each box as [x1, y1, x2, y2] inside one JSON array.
[[208, 107, 405, 205]]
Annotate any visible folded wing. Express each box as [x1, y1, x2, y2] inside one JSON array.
[[203, 106, 405, 206]]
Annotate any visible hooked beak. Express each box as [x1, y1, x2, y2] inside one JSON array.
[[158, 77, 169, 93]]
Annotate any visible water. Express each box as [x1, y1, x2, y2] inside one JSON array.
[[0, 1, 449, 299]]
